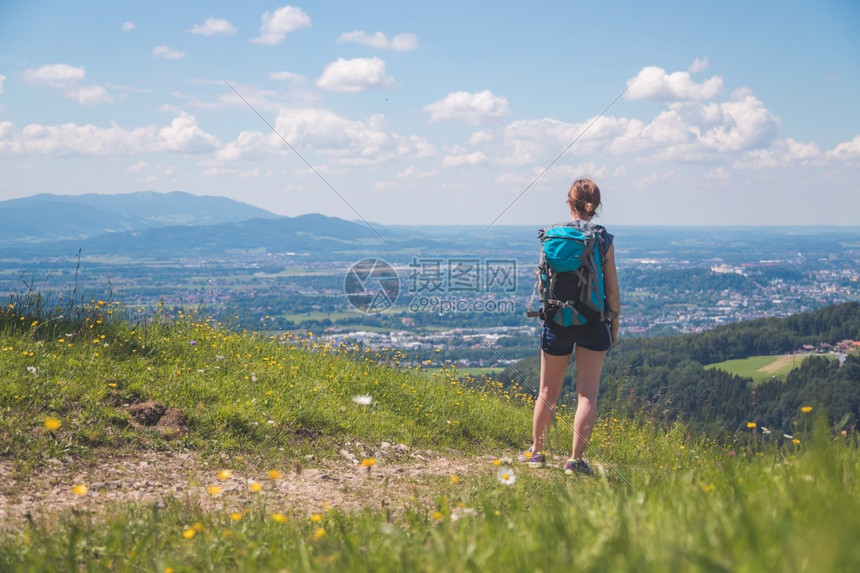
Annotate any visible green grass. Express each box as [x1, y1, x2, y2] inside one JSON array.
[[280, 310, 363, 322], [2, 298, 860, 571], [456, 366, 505, 378], [705, 353, 829, 384], [0, 307, 536, 474]]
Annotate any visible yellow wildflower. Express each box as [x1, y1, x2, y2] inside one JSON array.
[[267, 469, 282, 480], [72, 484, 88, 496], [249, 482, 262, 492], [230, 512, 243, 522], [207, 486, 222, 496], [450, 475, 459, 484], [801, 406, 813, 413], [44, 417, 62, 431], [272, 513, 288, 523], [746, 422, 756, 429], [361, 457, 376, 469], [313, 528, 325, 540], [217, 470, 232, 481], [310, 513, 323, 523], [182, 528, 196, 539]]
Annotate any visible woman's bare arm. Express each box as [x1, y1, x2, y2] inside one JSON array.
[[603, 243, 621, 345]]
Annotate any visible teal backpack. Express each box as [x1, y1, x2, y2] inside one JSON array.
[[527, 224, 613, 329]]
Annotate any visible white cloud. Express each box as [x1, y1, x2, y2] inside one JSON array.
[[423, 90, 510, 125], [497, 90, 781, 167], [0, 113, 219, 156], [500, 117, 588, 165], [730, 137, 822, 170], [152, 45, 185, 60], [626, 65, 723, 101], [159, 112, 221, 152], [269, 71, 306, 84], [396, 165, 437, 180], [617, 92, 778, 158], [469, 130, 493, 144], [316, 57, 396, 92], [216, 106, 434, 165], [0, 121, 14, 140], [73, 85, 113, 105], [704, 167, 731, 181], [23, 63, 86, 87], [126, 162, 175, 182], [121, 21, 135, 32], [0, 74, 5, 95], [689, 57, 709, 73], [22, 64, 113, 105], [201, 165, 260, 179], [683, 92, 780, 153], [337, 31, 419, 52], [373, 165, 438, 190], [126, 160, 149, 173], [442, 150, 488, 167], [250, 5, 311, 45], [189, 17, 237, 37], [173, 79, 319, 112], [826, 135, 860, 160]]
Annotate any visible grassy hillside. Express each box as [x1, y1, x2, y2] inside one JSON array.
[[2, 299, 859, 571]]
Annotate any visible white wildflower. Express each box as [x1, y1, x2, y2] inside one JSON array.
[[497, 467, 517, 486]]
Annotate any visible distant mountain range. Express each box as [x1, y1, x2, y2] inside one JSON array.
[[4, 191, 860, 260], [0, 191, 282, 243], [0, 191, 537, 258]]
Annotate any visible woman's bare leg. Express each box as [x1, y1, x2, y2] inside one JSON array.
[[571, 345, 607, 459], [532, 350, 571, 453]]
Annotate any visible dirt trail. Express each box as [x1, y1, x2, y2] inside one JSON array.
[[0, 446, 504, 528]]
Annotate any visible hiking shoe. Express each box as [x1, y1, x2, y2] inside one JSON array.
[[517, 447, 533, 463], [527, 451, 546, 469], [565, 458, 594, 476]]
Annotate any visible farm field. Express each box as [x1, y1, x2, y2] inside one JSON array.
[[704, 353, 817, 383]]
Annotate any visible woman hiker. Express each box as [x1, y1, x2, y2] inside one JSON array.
[[527, 178, 620, 475]]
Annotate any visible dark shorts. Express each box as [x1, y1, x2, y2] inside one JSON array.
[[540, 322, 611, 355]]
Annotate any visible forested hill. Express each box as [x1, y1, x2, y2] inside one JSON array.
[[608, 301, 860, 369], [498, 302, 860, 434]]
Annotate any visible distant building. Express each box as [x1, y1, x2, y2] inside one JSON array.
[[710, 264, 746, 276]]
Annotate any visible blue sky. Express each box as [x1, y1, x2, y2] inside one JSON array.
[[1, 1, 858, 227]]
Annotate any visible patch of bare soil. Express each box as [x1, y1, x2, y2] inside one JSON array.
[[756, 354, 795, 374], [123, 400, 188, 436], [0, 443, 501, 529]]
